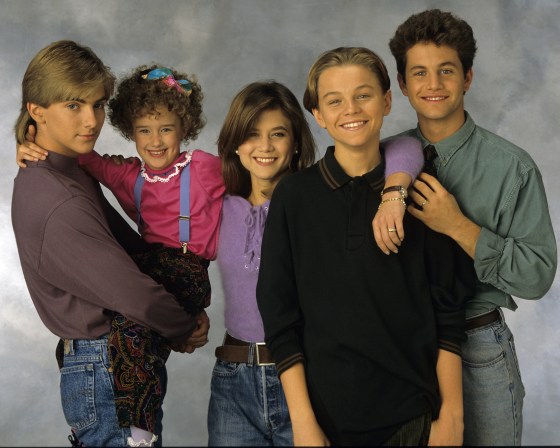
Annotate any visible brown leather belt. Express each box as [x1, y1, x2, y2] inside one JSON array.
[[215, 333, 275, 366], [466, 309, 501, 331]]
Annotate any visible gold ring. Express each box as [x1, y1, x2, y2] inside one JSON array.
[[388, 228, 397, 233]]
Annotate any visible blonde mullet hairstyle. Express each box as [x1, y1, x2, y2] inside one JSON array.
[[14, 40, 115, 144]]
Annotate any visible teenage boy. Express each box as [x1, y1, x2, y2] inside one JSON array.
[[257, 46, 474, 446], [11, 40, 207, 447], [383, 9, 557, 446]]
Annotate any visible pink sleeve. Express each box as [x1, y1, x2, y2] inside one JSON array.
[[78, 151, 141, 219], [191, 150, 225, 199], [189, 150, 225, 260], [382, 136, 424, 181]]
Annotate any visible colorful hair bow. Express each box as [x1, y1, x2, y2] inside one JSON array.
[[142, 67, 192, 96]]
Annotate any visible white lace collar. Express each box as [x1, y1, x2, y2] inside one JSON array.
[[139, 151, 193, 183]]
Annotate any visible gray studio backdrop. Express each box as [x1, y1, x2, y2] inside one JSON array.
[[1, 0, 558, 445]]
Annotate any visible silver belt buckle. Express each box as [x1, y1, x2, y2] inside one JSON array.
[[255, 342, 274, 366]]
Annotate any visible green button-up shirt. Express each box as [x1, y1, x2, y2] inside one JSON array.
[[400, 112, 557, 318]]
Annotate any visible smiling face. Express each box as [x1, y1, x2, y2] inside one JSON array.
[[30, 85, 107, 158], [237, 108, 294, 196], [132, 106, 185, 170], [312, 64, 391, 155], [399, 42, 473, 141]]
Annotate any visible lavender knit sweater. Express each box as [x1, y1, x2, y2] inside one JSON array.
[[217, 195, 270, 342]]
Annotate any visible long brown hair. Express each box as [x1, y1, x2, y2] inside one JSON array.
[[218, 80, 316, 197]]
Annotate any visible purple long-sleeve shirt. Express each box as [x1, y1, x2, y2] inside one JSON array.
[[11, 152, 197, 342], [217, 195, 270, 342], [216, 137, 423, 343]]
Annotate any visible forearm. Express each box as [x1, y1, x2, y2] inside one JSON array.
[[280, 363, 328, 445], [373, 137, 423, 255], [280, 363, 316, 426], [384, 172, 412, 189], [428, 349, 464, 446], [444, 213, 481, 260], [436, 349, 463, 419]]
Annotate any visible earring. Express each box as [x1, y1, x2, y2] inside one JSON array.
[[235, 150, 239, 155], [294, 150, 299, 154]]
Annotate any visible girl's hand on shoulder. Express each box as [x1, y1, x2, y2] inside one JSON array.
[[16, 124, 48, 168], [102, 154, 135, 166], [373, 191, 406, 255]]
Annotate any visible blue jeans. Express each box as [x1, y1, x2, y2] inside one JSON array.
[[59, 336, 166, 447], [462, 309, 525, 445], [208, 360, 292, 446]]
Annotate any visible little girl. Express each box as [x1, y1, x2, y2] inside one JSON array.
[[87, 65, 224, 446], [18, 64, 223, 447]]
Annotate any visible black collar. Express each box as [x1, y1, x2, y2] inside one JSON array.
[[318, 146, 385, 191]]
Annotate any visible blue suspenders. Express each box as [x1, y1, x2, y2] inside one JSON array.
[[134, 163, 191, 253]]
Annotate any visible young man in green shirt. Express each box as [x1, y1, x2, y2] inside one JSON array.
[[376, 8, 557, 446]]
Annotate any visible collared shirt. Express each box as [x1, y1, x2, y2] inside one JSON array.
[[399, 112, 557, 318], [257, 146, 472, 444]]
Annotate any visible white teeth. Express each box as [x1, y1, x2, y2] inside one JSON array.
[[342, 121, 365, 129], [256, 157, 275, 163], [150, 150, 165, 156], [425, 97, 446, 101]]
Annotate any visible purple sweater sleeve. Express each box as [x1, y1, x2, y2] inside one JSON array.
[[382, 136, 423, 181]]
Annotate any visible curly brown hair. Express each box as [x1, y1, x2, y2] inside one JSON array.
[[108, 64, 205, 143], [389, 9, 477, 81]]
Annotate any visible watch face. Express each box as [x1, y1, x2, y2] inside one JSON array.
[[399, 187, 408, 199]]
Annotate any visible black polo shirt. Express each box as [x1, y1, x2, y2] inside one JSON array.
[[257, 146, 473, 445]]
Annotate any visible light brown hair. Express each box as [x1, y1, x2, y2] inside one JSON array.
[[303, 47, 390, 113], [14, 40, 115, 144]]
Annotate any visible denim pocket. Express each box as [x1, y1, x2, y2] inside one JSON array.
[[60, 363, 96, 430], [212, 359, 244, 378]]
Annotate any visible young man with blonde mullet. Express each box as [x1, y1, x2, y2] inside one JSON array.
[[12, 40, 207, 447]]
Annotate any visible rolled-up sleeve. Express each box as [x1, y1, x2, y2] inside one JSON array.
[[475, 167, 557, 299]]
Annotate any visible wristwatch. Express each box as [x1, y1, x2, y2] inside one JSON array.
[[380, 185, 408, 199]]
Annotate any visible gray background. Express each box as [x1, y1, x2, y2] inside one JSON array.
[[1, 0, 558, 445]]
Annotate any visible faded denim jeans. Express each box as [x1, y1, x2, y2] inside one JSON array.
[[208, 360, 292, 446], [59, 336, 165, 447], [462, 309, 525, 445]]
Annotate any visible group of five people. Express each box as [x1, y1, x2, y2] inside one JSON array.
[[12, 8, 556, 447]]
